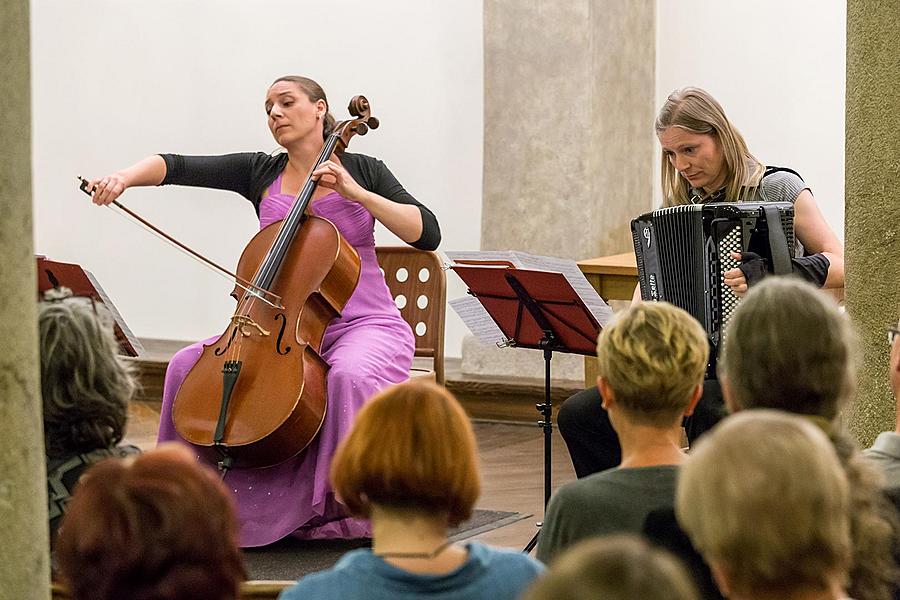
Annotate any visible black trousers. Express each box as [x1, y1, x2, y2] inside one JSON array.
[[557, 379, 728, 478]]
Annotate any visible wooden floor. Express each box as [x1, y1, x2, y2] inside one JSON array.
[[124, 401, 577, 550]]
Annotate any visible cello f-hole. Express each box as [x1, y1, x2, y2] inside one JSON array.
[[215, 326, 239, 356], [274, 313, 292, 355]]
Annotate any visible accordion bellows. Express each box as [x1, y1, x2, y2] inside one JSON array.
[[631, 202, 794, 374]]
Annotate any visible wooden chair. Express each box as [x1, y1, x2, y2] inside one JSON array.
[[240, 580, 295, 598], [52, 580, 294, 599], [376, 246, 446, 384]]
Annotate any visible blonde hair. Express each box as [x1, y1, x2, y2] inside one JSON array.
[[656, 87, 765, 205], [39, 292, 136, 459], [676, 410, 851, 596], [523, 534, 699, 600], [331, 381, 480, 526], [719, 277, 856, 420], [596, 302, 708, 426]]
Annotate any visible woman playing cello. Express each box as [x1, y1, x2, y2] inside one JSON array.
[[87, 76, 441, 546]]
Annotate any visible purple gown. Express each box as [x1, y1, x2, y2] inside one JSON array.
[[156, 173, 415, 547]]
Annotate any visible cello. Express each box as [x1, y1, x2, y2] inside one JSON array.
[[171, 96, 380, 470]]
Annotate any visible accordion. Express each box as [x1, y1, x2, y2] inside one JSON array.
[[630, 202, 794, 374]]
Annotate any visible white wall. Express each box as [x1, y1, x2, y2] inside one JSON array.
[[32, 1, 847, 360], [656, 0, 846, 237], [31, 0, 482, 356]]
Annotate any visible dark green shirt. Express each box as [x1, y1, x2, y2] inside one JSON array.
[[536, 465, 679, 563]]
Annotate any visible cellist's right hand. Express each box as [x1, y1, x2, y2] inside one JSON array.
[[86, 172, 128, 205]]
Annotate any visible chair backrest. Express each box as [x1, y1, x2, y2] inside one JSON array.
[[375, 247, 446, 384], [241, 580, 295, 599], [51, 580, 294, 600]]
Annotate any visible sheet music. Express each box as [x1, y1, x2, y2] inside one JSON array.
[[448, 296, 510, 346], [444, 250, 614, 328], [443, 250, 524, 267], [512, 252, 614, 327]]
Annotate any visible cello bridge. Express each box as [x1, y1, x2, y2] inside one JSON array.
[[231, 314, 271, 337]]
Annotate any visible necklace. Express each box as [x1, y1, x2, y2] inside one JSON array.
[[373, 539, 455, 559], [690, 187, 726, 204]]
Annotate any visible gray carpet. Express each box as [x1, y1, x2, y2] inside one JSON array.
[[242, 509, 529, 580]]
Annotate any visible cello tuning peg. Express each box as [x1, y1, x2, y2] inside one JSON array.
[[354, 123, 369, 136], [367, 117, 380, 130]]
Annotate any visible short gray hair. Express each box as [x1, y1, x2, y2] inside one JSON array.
[[39, 293, 136, 458], [677, 410, 851, 595], [719, 277, 856, 419]]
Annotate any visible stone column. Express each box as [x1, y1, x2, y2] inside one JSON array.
[[0, 0, 50, 597], [845, 0, 900, 445], [469, 0, 655, 380]]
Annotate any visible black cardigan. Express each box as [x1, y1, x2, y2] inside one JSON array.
[[158, 151, 440, 250]]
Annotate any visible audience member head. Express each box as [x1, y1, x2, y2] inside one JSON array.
[[655, 86, 765, 205], [331, 380, 480, 526], [720, 280, 898, 600], [39, 289, 136, 459], [524, 534, 699, 600], [677, 410, 851, 598], [595, 301, 708, 428], [56, 444, 244, 600], [719, 277, 856, 421]]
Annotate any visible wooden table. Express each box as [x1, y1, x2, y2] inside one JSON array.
[[577, 252, 638, 387], [577, 252, 638, 301]]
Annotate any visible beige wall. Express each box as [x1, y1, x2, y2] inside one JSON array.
[[482, 0, 656, 260], [845, 0, 900, 445], [0, 0, 50, 597], [472, 0, 655, 379]]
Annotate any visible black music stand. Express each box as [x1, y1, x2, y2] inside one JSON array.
[[451, 265, 601, 553]]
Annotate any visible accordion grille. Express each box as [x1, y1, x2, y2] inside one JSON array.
[[654, 206, 707, 327], [717, 225, 742, 334]]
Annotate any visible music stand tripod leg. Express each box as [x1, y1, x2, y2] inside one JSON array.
[[523, 342, 554, 554]]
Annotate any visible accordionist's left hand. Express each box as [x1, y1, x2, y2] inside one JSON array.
[[724, 252, 768, 297]]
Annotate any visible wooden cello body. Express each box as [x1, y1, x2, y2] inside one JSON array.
[[172, 96, 378, 469]]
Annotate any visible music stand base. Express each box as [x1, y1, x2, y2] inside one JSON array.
[[523, 526, 540, 554], [523, 345, 555, 554]]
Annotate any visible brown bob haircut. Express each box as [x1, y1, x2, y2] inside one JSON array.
[[331, 380, 480, 526], [56, 445, 245, 600]]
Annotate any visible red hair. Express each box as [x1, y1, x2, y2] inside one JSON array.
[[331, 381, 480, 526], [56, 445, 245, 600]]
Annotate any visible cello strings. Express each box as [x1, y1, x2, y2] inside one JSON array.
[[240, 126, 340, 318], [253, 133, 336, 293]]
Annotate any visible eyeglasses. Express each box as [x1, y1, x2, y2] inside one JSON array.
[[889, 327, 900, 346]]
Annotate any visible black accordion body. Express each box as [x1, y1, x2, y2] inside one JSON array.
[[631, 202, 794, 375]]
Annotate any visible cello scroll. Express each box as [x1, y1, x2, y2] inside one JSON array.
[[334, 95, 380, 152]]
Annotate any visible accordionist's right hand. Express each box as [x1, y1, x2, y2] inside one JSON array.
[[725, 252, 768, 297]]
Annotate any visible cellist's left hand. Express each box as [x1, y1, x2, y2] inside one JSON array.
[[311, 160, 369, 205]]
